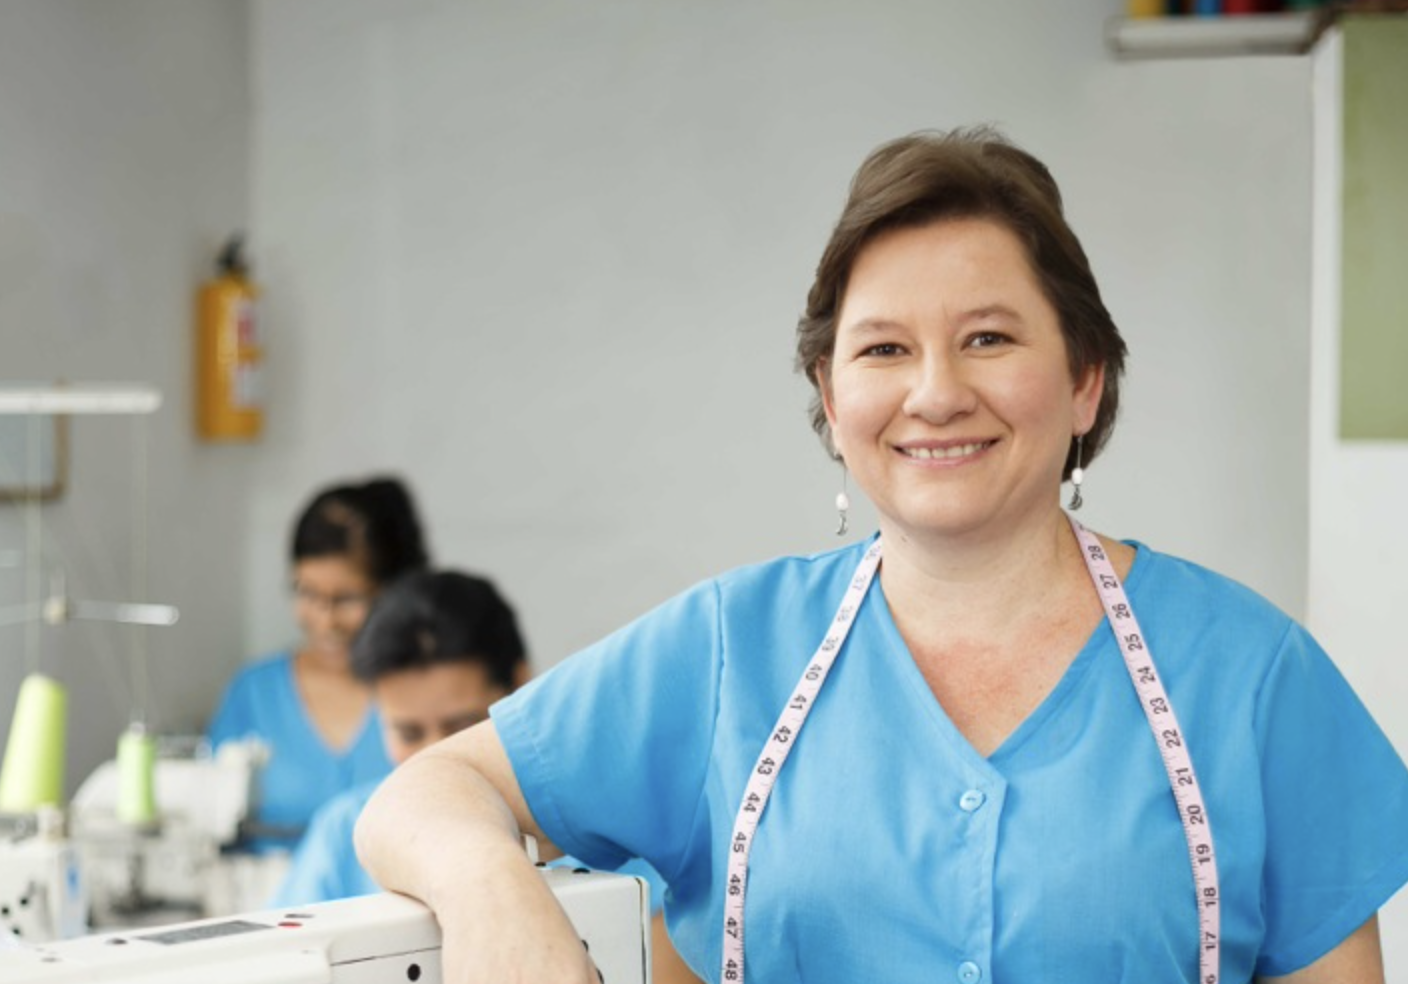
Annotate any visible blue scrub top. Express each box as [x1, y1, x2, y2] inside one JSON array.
[[269, 779, 381, 906], [493, 536, 1408, 984], [208, 652, 393, 852]]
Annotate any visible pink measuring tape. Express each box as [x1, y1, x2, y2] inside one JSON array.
[[720, 515, 1220, 984]]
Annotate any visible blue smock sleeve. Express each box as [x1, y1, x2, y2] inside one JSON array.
[[207, 668, 255, 747], [491, 579, 723, 885], [268, 785, 380, 907], [1254, 623, 1408, 976]]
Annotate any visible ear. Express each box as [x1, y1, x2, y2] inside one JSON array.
[[1072, 362, 1105, 437]]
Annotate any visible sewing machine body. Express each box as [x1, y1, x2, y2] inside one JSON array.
[[71, 737, 278, 927], [0, 813, 86, 943], [0, 865, 649, 983]]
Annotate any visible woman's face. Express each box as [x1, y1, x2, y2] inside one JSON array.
[[373, 661, 509, 764], [822, 218, 1102, 544], [292, 555, 377, 663]]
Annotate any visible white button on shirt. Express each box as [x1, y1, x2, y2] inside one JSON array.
[[958, 789, 986, 812]]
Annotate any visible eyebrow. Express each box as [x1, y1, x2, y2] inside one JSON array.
[[957, 304, 1023, 325], [843, 305, 1024, 334], [842, 317, 904, 336]]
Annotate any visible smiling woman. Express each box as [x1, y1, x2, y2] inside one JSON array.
[[352, 128, 1408, 984]]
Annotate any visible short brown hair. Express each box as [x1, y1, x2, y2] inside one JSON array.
[[795, 127, 1127, 479]]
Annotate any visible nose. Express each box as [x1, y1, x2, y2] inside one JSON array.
[[303, 601, 336, 635], [901, 350, 977, 424]]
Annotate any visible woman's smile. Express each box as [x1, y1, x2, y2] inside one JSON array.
[[894, 439, 997, 463]]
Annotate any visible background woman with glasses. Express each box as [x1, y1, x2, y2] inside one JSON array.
[[208, 475, 430, 853]]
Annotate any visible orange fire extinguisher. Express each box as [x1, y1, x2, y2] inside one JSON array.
[[196, 235, 264, 441]]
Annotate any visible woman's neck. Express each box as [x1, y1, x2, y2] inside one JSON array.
[[293, 647, 373, 751], [877, 506, 1089, 644], [295, 645, 356, 679]]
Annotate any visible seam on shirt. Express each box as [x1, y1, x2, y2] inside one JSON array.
[[1249, 617, 1298, 927], [494, 693, 588, 864], [1249, 617, 1299, 742], [666, 576, 726, 888]]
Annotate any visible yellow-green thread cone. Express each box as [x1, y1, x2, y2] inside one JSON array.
[[0, 673, 67, 811]]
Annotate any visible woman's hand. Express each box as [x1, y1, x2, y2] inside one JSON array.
[[356, 721, 599, 983]]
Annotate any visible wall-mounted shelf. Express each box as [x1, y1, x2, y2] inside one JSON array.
[[0, 384, 161, 416], [1106, 11, 1321, 59]]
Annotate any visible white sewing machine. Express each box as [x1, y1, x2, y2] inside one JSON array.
[[0, 737, 279, 941], [0, 866, 650, 984], [69, 737, 281, 927], [0, 810, 87, 943]]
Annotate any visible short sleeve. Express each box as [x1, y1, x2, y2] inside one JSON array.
[[1254, 623, 1408, 975], [491, 579, 723, 882], [207, 669, 255, 747]]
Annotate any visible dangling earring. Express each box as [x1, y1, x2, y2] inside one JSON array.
[[835, 468, 850, 537], [1067, 434, 1085, 511]]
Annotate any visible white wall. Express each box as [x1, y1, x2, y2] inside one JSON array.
[[245, 0, 1313, 672], [1308, 25, 1408, 768], [245, 0, 1121, 664], [1067, 54, 1313, 617], [0, 0, 252, 794]]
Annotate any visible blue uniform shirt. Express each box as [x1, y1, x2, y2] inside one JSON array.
[[208, 652, 393, 852], [270, 780, 381, 906], [493, 537, 1408, 984]]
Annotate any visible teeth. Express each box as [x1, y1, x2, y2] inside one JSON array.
[[905, 442, 988, 460]]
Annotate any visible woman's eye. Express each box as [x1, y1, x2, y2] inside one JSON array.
[[860, 342, 903, 357], [968, 331, 1009, 349]]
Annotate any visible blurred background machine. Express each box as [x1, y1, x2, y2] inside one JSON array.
[[0, 808, 85, 943], [0, 385, 281, 941], [1, 734, 284, 941], [69, 735, 280, 929]]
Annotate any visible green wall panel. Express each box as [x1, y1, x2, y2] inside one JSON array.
[[1341, 17, 1408, 439]]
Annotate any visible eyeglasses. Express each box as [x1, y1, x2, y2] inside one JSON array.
[[292, 583, 371, 615]]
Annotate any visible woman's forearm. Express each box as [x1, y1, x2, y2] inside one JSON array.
[[354, 737, 524, 906]]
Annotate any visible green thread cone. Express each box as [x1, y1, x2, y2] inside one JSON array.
[[0, 673, 67, 811], [116, 725, 159, 826]]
